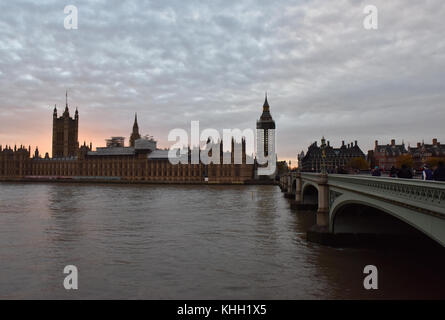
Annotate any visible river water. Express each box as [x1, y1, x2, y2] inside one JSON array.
[[0, 182, 444, 299]]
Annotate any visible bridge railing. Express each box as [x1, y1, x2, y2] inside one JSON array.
[[326, 174, 445, 215]]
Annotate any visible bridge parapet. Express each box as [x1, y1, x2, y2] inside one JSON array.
[[285, 172, 445, 246], [327, 175, 445, 216]]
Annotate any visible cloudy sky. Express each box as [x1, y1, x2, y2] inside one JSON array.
[[0, 0, 444, 163]]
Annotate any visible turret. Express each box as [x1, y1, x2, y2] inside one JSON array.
[[129, 113, 141, 147], [63, 90, 70, 117], [231, 137, 235, 164], [242, 137, 246, 164]]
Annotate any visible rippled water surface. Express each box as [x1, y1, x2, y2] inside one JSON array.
[[0, 182, 444, 299]]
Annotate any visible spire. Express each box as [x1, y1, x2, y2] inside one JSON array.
[[130, 112, 141, 147], [134, 113, 138, 128], [263, 92, 270, 112], [63, 90, 69, 116]]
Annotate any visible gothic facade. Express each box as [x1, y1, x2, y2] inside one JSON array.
[[256, 94, 275, 157], [298, 140, 366, 172], [0, 97, 255, 184], [52, 92, 79, 158]]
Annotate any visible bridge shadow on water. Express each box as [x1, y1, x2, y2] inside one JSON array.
[[285, 196, 445, 300]]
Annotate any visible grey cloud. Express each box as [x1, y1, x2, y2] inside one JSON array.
[[0, 0, 444, 160]]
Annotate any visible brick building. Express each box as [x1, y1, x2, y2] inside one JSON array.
[[409, 138, 445, 170], [369, 139, 407, 170]]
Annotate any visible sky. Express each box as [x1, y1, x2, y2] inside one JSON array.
[[0, 0, 444, 164]]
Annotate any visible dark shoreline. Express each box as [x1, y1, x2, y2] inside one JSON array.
[[0, 178, 278, 186]]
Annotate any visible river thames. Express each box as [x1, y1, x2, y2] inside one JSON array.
[[0, 182, 444, 299]]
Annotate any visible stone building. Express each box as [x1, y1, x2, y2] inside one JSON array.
[[129, 113, 141, 147], [255, 94, 276, 178], [298, 139, 366, 172], [0, 100, 255, 184], [256, 94, 275, 157], [52, 91, 79, 158]]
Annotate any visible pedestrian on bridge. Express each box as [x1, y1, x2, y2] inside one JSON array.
[[371, 166, 381, 176], [422, 165, 433, 181], [397, 164, 413, 179], [389, 166, 398, 178], [433, 162, 445, 181]]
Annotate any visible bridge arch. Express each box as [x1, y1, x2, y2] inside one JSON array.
[[291, 179, 296, 193], [302, 182, 318, 205], [330, 194, 445, 246]]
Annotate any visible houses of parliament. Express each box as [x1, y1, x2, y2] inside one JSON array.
[[0, 93, 276, 184]]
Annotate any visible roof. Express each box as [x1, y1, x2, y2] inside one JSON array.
[[88, 147, 135, 156], [301, 141, 365, 161], [375, 144, 407, 157], [257, 94, 275, 129], [147, 149, 170, 159]]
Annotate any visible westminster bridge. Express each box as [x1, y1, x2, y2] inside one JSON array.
[[280, 172, 445, 246]]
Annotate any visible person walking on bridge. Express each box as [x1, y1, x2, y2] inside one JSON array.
[[433, 162, 445, 181], [397, 164, 413, 179], [371, 166, 381, 176], [422, 164, 433, 181], [389, 166, 397, 178]]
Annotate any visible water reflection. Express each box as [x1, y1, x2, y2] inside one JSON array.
[[0, 182, 444, 299]]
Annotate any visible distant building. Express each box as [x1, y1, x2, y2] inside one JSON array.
[[256, 94, 276, 178], [129, 113, 141, 147], [52, 91, 79, 158], [106, 137, 125, 148], [0, 94, 256, 184], [298, 140, 366, 172], [256, 93, 275, 158], [276, 160, 289, 176], [370, 139, 407, 170], [409, 138, 445, 169]]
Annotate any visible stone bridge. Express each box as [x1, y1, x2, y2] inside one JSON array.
[[280, 172, 445, 246]]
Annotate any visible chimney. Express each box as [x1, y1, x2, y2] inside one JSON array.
[[433, 138, 438, 145], [354, 140, 358, 146], [375, 140, 378, 148], [391, 139, 395, 146], [327, 141, 330, 147], [417, 142, 421, 148], [342, 140, 345, 147]]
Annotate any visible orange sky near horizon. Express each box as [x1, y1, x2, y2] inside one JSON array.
[[0, 108, 297, 165]]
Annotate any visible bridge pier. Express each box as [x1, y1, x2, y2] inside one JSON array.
[[316, 174, 329, 227], [280, 175, 287, 192], [289, 173, 318, 210], [287, 175, 292, 193], [294, 173, 302, 203]]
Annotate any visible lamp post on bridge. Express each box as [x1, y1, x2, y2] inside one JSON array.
[[316, 136, 330, 228], [321, 136, 327, 176]]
